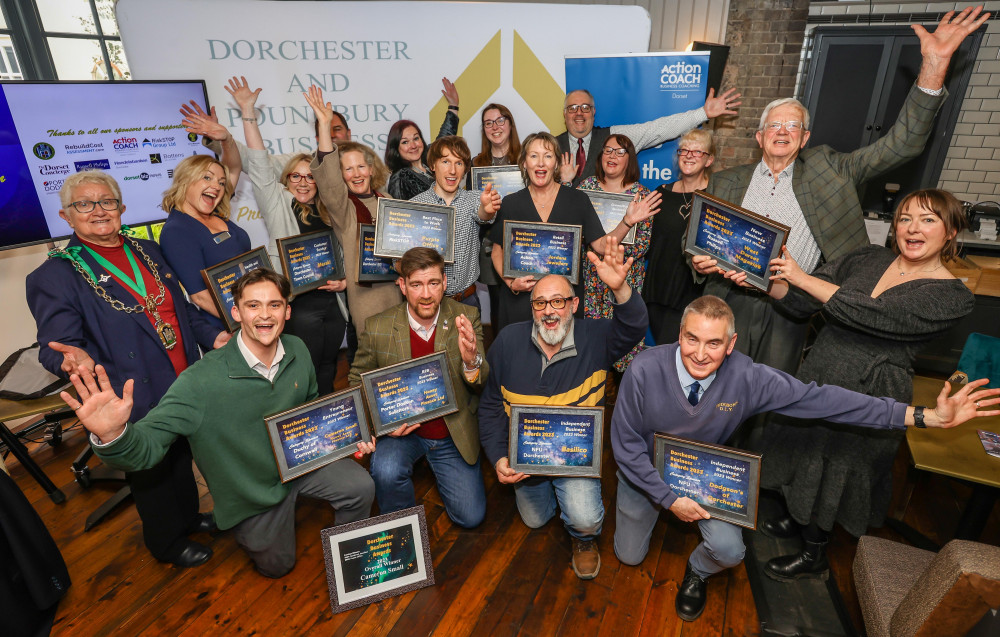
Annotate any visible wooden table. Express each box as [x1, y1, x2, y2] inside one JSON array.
[[906, 375, 1000, 539], [0, 392, 73, 503]]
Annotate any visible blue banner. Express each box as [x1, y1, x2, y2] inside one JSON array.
[[565, 52, 709, 190]]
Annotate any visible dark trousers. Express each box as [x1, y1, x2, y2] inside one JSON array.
[[128, 437, 200, 560], [286, 290, 347, 395]]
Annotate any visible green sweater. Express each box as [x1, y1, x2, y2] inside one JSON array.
[[95, 333, 318, 530]]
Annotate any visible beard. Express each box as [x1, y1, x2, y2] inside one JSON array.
[[535, 312, 572, 346]]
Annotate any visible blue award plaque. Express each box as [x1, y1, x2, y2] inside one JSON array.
[[508, 405, 603, 477], [471, 165, 524, 201], [322, 506, 434, 614], [684, 191, 790, 292], [357, 223, 397, 283], [373, 199, 455, 262], [264, 387, 372, 482], [653, 433, 761, 529], [359, 352, 460, 436], [502, 220, 583, 284], [584, 190, 637, 244], [276, 229, 345, 297], [200, 246, 275, 332]]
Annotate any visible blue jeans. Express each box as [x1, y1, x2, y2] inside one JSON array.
[[614, 471, 744, 578], [513, 476, 603, 540], [371, 434, 486, 528]]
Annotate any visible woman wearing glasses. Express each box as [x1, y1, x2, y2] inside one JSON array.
[[643, 129, 716, 344], [225, 76, 349, 394], [27, 171, 228, 568], [385, 78, 460, 200], [473, 104, 522, 167], [158, 154, 251, 329], [578, 134, 661, 371]]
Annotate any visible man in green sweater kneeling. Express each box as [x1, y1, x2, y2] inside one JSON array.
[[62, 269, 376, 578]]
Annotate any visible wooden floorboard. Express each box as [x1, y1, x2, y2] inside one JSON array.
[[6, 373, 1000, 637]]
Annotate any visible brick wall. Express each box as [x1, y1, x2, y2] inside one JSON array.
[[712, 0, 811, 169]]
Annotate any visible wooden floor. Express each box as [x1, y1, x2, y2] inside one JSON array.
[[7, 370, 1000, 636]]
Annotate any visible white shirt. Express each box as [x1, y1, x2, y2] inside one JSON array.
[[406, 306, 440, 342], [236, 328, 285, 382]]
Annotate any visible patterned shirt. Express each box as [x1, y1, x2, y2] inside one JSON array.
[[740, 161, 822, 273], [410, 187, 494, 295]]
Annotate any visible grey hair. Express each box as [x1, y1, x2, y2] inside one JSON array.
[[680, 295, 736, 341], [758, 97, 810, 131], [59, 170, 123, 209], [564, 89, 595, 109]]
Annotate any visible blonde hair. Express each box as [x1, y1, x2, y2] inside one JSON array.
[[160, 155, 232, 219], [280, 153, 329, 227], [678, 128, 717, 177], [337, 141, 390, 193]]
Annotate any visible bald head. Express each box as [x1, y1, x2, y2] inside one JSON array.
[[533, 274, 574, 300]]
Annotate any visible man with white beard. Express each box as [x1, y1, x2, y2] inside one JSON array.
[[478, 237, 648, 580]]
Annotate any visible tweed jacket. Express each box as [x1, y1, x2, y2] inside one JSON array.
[[705, 82, 945, 296], [348, 298, 488, 464]]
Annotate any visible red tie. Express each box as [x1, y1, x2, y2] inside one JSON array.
[[575, 137, 585, 179]]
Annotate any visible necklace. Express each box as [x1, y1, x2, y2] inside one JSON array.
[[530, 186, 557, 210], [896, 257, 945, 277], [49, 233, 177, 350], [679, 191, 692, 219]]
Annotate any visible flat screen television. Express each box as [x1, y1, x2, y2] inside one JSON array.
[[0, 80, 214, 251]]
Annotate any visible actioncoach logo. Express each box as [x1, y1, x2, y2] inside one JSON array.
[[74, 158, 111, 171], [659, 62, 703, 91], [113, 136, 140, 151], [64, 142, 105, 155], [33, 142, 56, 160], [39, 163, 71, 176]]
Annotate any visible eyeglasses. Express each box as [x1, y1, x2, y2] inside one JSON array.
[[288, 173, 316, 183], [564, 104, 593, 114], [762, 120, 804, 132], [602, 147, 628, 157], [677, 149, 710, 158], [530, 296, 574, 311], [483, 116, 507, 129], [69, 198, 120, 213]]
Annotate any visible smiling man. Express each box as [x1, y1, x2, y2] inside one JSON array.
[[62, 269, 375, 578], [610, 295, 1000, 622], [478, 238, 648, 580]]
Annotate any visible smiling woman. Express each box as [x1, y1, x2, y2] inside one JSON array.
[[158, 155, 251, 327]]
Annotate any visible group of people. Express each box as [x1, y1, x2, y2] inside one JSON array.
[[30, 5, 999, 624]]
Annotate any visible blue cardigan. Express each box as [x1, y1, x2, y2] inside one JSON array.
[[26, 235, 222, 421]]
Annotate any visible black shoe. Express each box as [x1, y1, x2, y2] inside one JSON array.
[[760, 514, 800, 539], [189, 512, 218, 534], [764, 540, 829, 581], [675, 563, 707, 622], [165, 541, 213, 568]]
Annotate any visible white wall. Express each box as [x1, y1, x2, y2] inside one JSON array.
[[0, 244, 52, 361]]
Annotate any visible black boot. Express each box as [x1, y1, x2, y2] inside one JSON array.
[[760, 514, 800, 539], [764, 540, 829, 581], [675, 563, 707, 621]]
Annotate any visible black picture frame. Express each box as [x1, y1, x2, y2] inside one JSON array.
[[653, 433, 762, 529], [321, 505, 434, 614], [373, 199, 455, 262], [359, 351, 459, 436], [502, 220, 582, 284], [470, 165, 524, 200], [357, 223, 398, 283], [684, 191, 790, 293], [508, 404, 603, 478], [276, 229, 345, 298], [263, 387, 372, 483], [200, 246, 275, 332], [584, 190, 637, 244]]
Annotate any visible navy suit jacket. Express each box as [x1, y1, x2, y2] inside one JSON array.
[[26, 235, 222, 421]]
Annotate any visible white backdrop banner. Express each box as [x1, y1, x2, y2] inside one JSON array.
[[116, 0, 651, 247]]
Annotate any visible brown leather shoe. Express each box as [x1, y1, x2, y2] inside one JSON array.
[[571, 538, 601, 580]]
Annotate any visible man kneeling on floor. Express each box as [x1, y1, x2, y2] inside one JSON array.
[[611, 294, 1000, 621], [479, 237, 648, 579], [62, 269, 376, 578]]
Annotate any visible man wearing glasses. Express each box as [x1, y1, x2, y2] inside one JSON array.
[[478, 238, 647, 580], [556, 87, 740, 187], [694, 6, 989, 375]]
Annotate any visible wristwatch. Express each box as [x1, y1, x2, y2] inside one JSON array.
[[464, 353, 483, 372], [913, 406, 926, 428]]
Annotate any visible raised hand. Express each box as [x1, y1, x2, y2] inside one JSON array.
[[915, 6, 990, 88], [703, 87, 742, 119], [441, 77, 459, 107], [224, 75, 262, 117], [495, 457, 528, 484], [179, 99, 210, 121], [669, 496, 711, 522], [180, 103, 230, 141], [455, 314, 479, 367], [559, 152, 577, 184], [586, 235, 634, 301], [48, 341, 95, 377], [303, 85, 334, 125], [480, 183, 501, 217], [927, 378, 1000, 428], [623, 190, 662, 227], [60, 365, 132, 444]]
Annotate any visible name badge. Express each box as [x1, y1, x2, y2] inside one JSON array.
[[213, 231, 232, 244]]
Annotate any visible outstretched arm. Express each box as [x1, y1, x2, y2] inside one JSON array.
[[304, 85, 335, 153], [61, 365, 132, 444], [586, 235, 634, 303], [180, 101, 241, 189], [224, 75, 264, 150], [915, 6, 990, 91], [907, 378, 1000, 428]]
